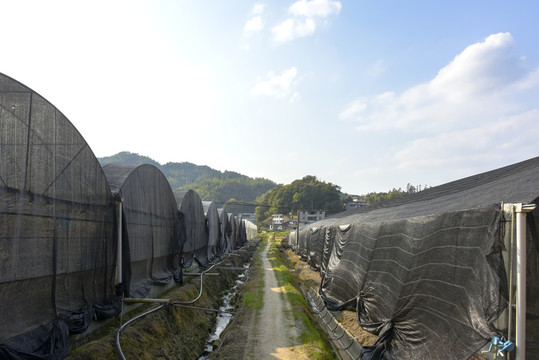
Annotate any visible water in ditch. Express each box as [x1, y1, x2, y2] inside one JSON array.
[[197, 263, 250, 360]]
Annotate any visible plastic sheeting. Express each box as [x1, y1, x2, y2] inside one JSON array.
[[298, 156, 539, 360], [287, 230, 298, 249], [103, 164, 182, 298], [0, 72, 119, 358], [203, 201, 220, 262], [174, 190, 208, 267], [243, 219, 257, 240]]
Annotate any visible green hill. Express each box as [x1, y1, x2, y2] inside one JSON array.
[[98, 151, 277, 207]]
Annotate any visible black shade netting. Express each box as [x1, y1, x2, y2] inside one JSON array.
[[0, 73, 118, 358], [228, 214, 237, 252], [304, 156, 539, 360], [103, 164, 182, 298], [174, 190, 208, 267], [303, 218, 338, 271], [237, 219, 246, 247], [203, 201, 221, 262], [218, 208, 231, 254]]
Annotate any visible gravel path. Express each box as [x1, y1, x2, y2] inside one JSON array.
[[242, 241, 308, 360]]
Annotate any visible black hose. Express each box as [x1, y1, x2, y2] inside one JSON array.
[[115, 244, 250, 358]]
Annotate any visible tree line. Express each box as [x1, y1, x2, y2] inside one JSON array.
[[99, 152, 429, 224], [255, 175, 345, 221]]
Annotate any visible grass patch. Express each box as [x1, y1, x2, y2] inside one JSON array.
[[241, 234, 267, 311], [242, 277, 264, 310]]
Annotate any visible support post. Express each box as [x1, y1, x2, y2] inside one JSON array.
[[515, 203, 536, 360], [115, 195, 123, 286]]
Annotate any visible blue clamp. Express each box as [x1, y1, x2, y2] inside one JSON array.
[[489, 336, 515, 357]]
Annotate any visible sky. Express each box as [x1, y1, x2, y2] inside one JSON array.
[[1, 0, 538, 195]]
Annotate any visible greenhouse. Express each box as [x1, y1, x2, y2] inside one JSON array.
[[218, 208, 231, 254], [0, 72, 119, 358], [174, 190, 208, 267], [203, 201, 221, 262], [103, 164, 182, 298], [296, 156, 539, 359], [228, 213, 238, 252]]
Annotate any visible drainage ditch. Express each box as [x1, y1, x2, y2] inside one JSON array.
[[198, 263, 251, 359]]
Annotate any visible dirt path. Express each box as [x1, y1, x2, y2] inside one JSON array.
[[240, 241, 307, 359], [211, 240, 336, 360], [211, 241, 311, 360]]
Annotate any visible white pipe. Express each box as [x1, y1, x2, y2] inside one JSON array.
[[515, 203, 535, 360], [515, 210, 526, 360], [507, 204, 515, 343], [115, 198, 123, 285]]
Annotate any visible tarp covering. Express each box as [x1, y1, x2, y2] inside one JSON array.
[[174, 190, 208, 267], [228, 213, 237, 252], [218, 208, 231, 254], [237, 218, 246, 247], [103, 164, 182, 298], [0, 72, 118, 358], [302, 218, 338, 272], [203, 201, 220, 262], [298, 156, 539, 360]]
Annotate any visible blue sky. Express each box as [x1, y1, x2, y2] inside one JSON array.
[[2, 0, 538, 195]]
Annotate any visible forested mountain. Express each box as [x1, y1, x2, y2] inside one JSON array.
[[98, 152, 277, 206], [99, 151, 161, 168]]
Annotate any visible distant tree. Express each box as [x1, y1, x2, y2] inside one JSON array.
[[98, 151, 160, 167], [364, 183, 428, 206], [255, 176, 345, 222]]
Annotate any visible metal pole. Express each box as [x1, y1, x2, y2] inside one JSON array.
[[515, 210, 526, 360], [115, 196, 123, 285], [507, 205, 515, 345], [515, 203, 536, 360]]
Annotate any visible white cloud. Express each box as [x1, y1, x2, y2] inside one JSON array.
[[342, 32, 539, 132], [272, 0, 341, 43], [244, 3, 266, 35], [272, 18, 316, 43], [339, 98, 367, 120], [289, 0, 342, 18], [428, 32, 526, 102], [251, 67, 299, 100], [252, 3, 266, 15], [393, 109, 539, 174], [244, 16, 264, 34], [339, 32, 539, 187]]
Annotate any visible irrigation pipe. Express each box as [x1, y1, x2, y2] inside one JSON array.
[[115, 242, 253, 358], [116, 304, 166, 360], [172, 251, 236, 306], [174, 303, 235, 313]]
